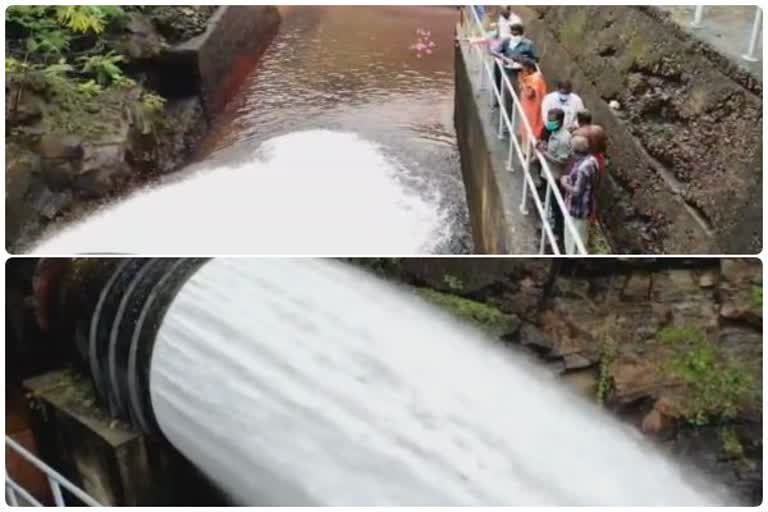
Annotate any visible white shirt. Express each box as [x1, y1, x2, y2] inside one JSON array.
[[496, 12, 523, 39], [541, 92, 585, 131]]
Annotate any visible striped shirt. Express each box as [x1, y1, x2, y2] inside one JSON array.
[[564, 155, 597, 219]]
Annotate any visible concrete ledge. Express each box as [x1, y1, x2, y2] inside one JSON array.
[[23, 370, 226, 505], [175, 6, 281, 117], [454, 38, 538, 254]]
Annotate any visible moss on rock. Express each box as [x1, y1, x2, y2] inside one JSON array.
[[414, 288, 520, 339]]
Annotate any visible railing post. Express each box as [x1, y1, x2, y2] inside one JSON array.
[[506, 140, 514, 171], [49, 478, 65, 506], [498, 82, 506, 139], [691, 6, 704, 28], [742, 7, 762, 63], [520, 148, 530, 215], [540, 181, 552, 254]]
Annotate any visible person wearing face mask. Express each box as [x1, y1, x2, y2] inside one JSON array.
[[535, 108, 572, 250], [541, 80, 584, 131], [560, 135, 597, 254], [491, 23, 538, 106]]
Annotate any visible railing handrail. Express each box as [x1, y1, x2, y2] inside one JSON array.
[[461, 7, 589, 255], [6, 435, 102, 506]]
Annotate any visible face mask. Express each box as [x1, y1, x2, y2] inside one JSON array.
[[546, 120, 561, 131], [509, 35, 522, 46], [558, 93, 570, 103]]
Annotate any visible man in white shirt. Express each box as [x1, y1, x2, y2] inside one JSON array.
[[493, 7, 522, 39], [541, 80, 584, 131]]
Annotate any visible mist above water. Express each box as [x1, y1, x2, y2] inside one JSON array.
[[149, 258, 730, 506]]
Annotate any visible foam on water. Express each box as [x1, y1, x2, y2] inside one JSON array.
[[149, 258, 731, 506], [31, 131, 446, 255]]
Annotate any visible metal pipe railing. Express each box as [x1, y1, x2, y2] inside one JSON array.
[[6, 436, 102, 507], [460, 6, 589, 255], [741, 6, 762, 63]]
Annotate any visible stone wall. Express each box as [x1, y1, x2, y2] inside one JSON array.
[[519, 6, 762, 254]]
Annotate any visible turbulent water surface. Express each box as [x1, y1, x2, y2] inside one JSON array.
[[150, 259, 730, 506], [32, 6, 470, 254]]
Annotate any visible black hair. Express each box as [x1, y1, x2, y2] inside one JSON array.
[[576, 109, 592, 126], [548, 108, 565, 123], [509, 23, 524, 35], [556, 80, 573, 92], [521, 57, 537, 71]]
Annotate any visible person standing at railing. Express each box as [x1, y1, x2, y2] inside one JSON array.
[[491, 6, 522, 39], [518, 58, 547, 146], [572, 109, 608, 224], [491, 23, 538, 107], [537, 107, 572, 251], [559, 135, 597, 254], [541, 80, 584, 131]]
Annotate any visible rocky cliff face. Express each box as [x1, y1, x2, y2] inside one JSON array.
[[520, 6, 762, 254], [366, 258, 762, 505]]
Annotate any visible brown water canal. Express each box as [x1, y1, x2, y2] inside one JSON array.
[[33, 6, 471, 255]]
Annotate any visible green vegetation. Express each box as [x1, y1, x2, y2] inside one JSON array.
[[658, 325, 756, 426], [442, 274, 464, 291], [751, 285, 762, 310], [595, 314, 619, 405], [415, 288, 518, 338], [6, 6, 166, 136], [720, 427, 745, 459], [588, 223, 611, 255]]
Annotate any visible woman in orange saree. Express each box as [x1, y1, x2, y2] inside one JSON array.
[[518, 59, 547, 147]]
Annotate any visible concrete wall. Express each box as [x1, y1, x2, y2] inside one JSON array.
[[519, 6, 762, 254], [24, 371, 227, 505], [454, 41, 538, 254], [178, 6, 281, 118]]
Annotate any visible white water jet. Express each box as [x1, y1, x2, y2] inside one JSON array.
[[31, 131, 445, 255], [149, 258, 730, 506]]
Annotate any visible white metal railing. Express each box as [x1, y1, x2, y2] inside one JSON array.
[[690, 6, 762, 63], [459, 6, 588, 255], [6, 436, 102, 507]]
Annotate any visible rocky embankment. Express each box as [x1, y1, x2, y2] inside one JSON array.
[[6, 6, 281, 252], [6, 7, 215, 251], [358, 258, 762, 505]]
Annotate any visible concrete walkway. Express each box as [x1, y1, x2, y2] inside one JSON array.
[[457, 40, 539, 254], [660, 6, 762, 80]]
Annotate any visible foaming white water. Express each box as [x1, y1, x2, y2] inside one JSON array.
[[32, 131, 445, 254], [150, 259, 730, 506]]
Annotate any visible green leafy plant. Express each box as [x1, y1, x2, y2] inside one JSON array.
[[140, 92, 167, 114], [751, 286, 762, 310], [659, 325, 755, 425], [78, 52, 125, 85], [54, 6, 124, 34]]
